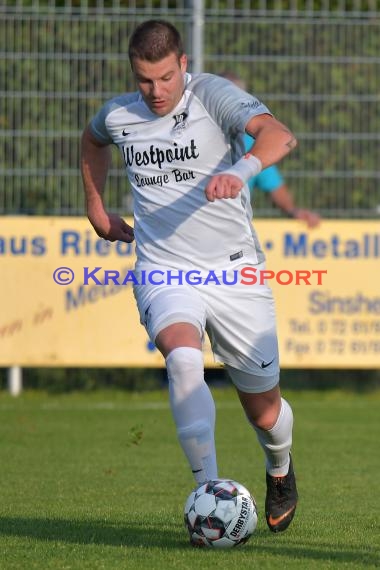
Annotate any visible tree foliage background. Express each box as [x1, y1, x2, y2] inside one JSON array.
[[1, 1, 379, 216]]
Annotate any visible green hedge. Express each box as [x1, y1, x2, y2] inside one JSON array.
[[1, 8, 379, 215]]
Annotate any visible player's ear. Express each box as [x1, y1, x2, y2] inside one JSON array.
[[180, 54, 187, 73]]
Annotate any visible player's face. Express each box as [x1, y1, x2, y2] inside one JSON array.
[[132, 53, 187, 116]]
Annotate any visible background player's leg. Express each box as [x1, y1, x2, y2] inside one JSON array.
[[157, 323, 218, 484]]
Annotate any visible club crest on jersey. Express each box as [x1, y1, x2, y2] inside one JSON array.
[[172, 111, 188, 136]]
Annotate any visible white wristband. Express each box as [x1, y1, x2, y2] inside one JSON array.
[[222, 154, 262, 184]]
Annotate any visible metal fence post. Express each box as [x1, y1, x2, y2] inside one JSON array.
[[8, 366, 22, 396], [186, 0, 205, 73]]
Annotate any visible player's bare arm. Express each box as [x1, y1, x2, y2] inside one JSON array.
[[245, 114, 297, 169], [205, 114, 297, 203], [271, 185, 320, 228], [81, 125, 134, 243]]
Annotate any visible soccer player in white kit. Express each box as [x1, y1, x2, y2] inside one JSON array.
[[81, 19, 298, 533]]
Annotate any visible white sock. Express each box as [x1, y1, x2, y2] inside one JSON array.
[[253, 398, 293, 476], [166, 347, 217, 484]]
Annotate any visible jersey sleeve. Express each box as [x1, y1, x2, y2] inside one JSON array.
[[89, 93, 134, 145], [190, 74, 272, 136], [89, 103, 114, 145]]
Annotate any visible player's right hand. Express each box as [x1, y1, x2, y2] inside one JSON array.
[[205, 173, 243, 202], [89, 212, 135, 243]]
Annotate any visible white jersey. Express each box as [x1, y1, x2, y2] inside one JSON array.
[[90, 73, 270, 273]]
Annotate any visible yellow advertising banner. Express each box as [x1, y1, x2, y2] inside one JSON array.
[[0, 217, 379, 368]]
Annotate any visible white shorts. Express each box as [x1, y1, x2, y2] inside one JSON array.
[[133, 262, 279, 393]]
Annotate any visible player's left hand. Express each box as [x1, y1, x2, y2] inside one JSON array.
[[205, 174, 243, 202]]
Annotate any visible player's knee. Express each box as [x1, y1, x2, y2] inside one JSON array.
[[166, 347, 207, 405], [156, 322, 201, 357], [243, 395, 282, 431], [249, 409, 279, 431], [237, 383, 282, 430], [249, 397, 293, 432], [166, 346, 204, 383]]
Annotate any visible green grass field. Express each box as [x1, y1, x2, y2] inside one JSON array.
[[0, 387, 379, 569]]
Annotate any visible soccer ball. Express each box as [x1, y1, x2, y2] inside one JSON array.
[[184, 478, 257, 548]]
